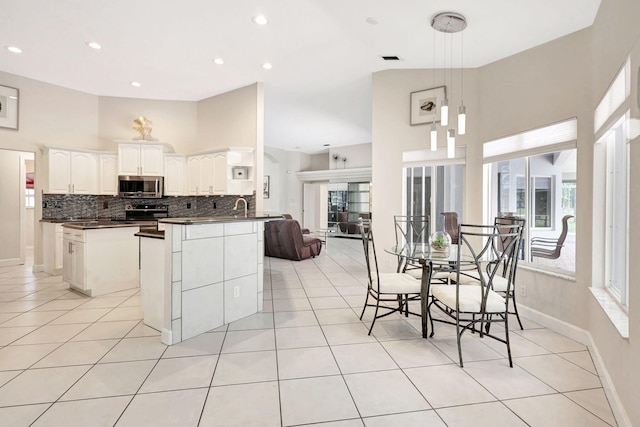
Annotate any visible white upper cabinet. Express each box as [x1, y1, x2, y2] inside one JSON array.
[[187, 153, 215, 195], [164, 155, 186, 196], [116, 141, 169, 176], [186, 148, 253, 196], [98, 153, 118, 195], [46, 148, 98, 194]]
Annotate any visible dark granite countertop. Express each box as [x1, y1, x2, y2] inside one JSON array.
[[159, 213, 282, 225], [60, 220, 152, 230]]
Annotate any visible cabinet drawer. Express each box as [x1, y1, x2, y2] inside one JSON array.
[[62, 228, 85, 242]]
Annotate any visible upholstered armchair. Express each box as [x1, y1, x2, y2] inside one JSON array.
[[264, 219, 322, 261]]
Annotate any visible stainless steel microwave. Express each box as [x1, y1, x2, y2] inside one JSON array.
[[118, 175, 163, 198]]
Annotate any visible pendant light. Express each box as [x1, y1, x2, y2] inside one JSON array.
[[440, 31, 448, 127], [431, 12, 467, 158], [430, 28, 438, 151], [458, 30, 466, 135]]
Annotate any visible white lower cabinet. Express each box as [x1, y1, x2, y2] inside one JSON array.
[[43, 223, 64, 275], [62, 226, 139, 296], [139, 236, 164, 331]]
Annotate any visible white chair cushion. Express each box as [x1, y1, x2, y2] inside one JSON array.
[[404, 267, 450, 282], [449, 271, 510, 292], [372, 272, 421, 294], [431, 284, 506, 313]]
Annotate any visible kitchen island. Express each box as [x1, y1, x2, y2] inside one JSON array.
[[145, 215, 279, 345], [60, 221, 148, 296]]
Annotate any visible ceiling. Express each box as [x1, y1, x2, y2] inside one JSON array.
[[0, 0, 601, 153]]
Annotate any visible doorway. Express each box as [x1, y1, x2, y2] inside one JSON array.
[[0, 149, 35, 266]]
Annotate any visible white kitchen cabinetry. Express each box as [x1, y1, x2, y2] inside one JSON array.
[[186, 148, 254, 196], [62, 225, 140, 296], [218, 148, 254, 195], [164, 154, 186, 196], [116, 141, 169, 176], [187, 153, 215, 195], [98, 153, 118, 195], [63, 228, 85, 291], [46, 148, 98, 194], [43, 223, 64, 275]]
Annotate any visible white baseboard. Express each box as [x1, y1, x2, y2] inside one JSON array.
[[519, 304, 632, 427], [32, 264, 44, 273], [161, 329, 172, 345]]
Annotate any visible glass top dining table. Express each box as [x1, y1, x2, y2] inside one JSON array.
[[385, 243, 475, 338]]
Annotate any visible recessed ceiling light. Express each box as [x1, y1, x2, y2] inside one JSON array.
[[262, 62, 273, 70], [323, 144, 331, 147], [86, 41, 102, 50], [213, 58, 224, 65], [6, 46, 22, 53], [130, 81, 142, 87], [252, 15, 268, 25]]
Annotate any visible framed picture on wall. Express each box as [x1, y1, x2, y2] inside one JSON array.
[[263, 176, 270, 199], [410, 85, 445, 126], [0, 85, 19, 130]]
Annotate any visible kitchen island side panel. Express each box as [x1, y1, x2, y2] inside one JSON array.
[[161, 219, 265, 345]]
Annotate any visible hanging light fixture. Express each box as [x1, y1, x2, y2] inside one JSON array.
[[430, 26, 438, 151], [431, 12, 467, 158], [458, 29, 466, 135]]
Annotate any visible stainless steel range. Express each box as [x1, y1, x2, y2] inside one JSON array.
[[124, 204, 168, 230]]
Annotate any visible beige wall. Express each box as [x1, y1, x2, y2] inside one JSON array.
[[372, 0, 640, 423], [97, 97, 197, 152], [196, 83, 261, 151]]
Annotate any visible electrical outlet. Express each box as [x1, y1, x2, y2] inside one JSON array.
[[520, 284, 527, 297], [233, 286, 240, 298]]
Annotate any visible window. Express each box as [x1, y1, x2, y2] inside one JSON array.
[[402, 146, 465, 233], [403, 164, 464, 231], [590, 58, 631, 337], [484, 119, 577, 273], [25, 188, 35, 208], [600, 116, 629, 306]]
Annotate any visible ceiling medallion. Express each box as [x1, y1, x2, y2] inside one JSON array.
[[431, 12, 467, 33]]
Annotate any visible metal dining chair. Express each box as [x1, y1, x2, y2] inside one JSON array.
[[429, 223, 522, 367], [359, 222, 421, 335], [452, 216, 526, 329]]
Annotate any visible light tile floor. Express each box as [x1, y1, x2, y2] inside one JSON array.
[[0, 240, 618, 426]]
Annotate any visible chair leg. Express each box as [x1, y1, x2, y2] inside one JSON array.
[[510, 291, 524, 330], [456, 316, 464, 368], [367, 297, 381, 335], [359, 291, 370, 320], [504, 315, 513, 367]]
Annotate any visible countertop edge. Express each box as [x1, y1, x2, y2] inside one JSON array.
[[159, 215, 283, 225]]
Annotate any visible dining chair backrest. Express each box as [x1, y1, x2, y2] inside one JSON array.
[[456, 223, 522, 310], [494, 215, 526, 268], [394, 215, 430, 246], [360, 221, 378, 291]]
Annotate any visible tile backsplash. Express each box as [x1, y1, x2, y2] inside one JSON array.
[[42, 194, 257, 220]]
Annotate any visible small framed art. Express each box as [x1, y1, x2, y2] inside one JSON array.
[[410, 86, 445, 126], [0, 85, 19, 130]]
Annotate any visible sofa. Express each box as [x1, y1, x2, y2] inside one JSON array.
[[264, 219, 322, 261]]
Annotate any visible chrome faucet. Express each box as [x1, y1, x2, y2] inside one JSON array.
[[233, 197, 248, 217]]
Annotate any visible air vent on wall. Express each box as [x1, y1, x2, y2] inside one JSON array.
[[381, 55, 401, 61]]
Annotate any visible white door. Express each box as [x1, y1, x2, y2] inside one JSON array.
[[303, 183, 328, 232]]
